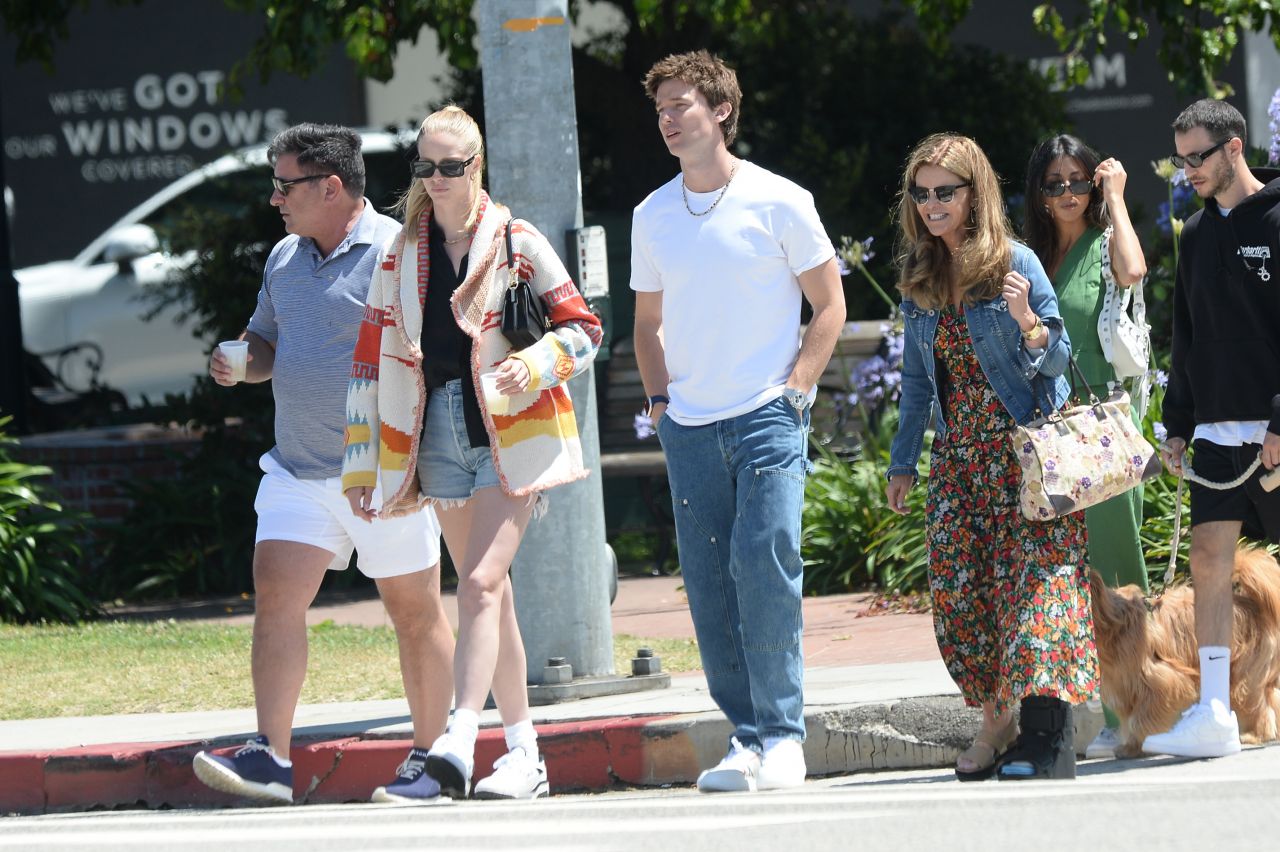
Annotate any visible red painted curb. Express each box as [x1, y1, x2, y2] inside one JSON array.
[[0, 754, 45, 813], [0, 715, 685, 814]]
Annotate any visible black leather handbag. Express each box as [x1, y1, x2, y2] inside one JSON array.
[[501, 219, 551, 350]]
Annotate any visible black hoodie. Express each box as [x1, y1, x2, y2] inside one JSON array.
[[1164, 167, 1280, 442]]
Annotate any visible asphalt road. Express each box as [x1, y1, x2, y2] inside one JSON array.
[[5, 747, 1279, 851]]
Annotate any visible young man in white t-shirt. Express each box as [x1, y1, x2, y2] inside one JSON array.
[[630, 50, 845, 793]]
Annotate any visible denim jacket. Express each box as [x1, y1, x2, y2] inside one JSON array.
[[887, 242, 1072, 481]]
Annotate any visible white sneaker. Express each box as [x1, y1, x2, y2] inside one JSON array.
[[1142, 702, 1242, 759], [472, 747, 549, 800], [758, 738, 806, 790], [1084, 727, 1121, 760], [696, 738, 761, 793], [425, 730, 475, 799]]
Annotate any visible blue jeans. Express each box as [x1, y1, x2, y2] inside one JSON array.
[[656, 396, 810, 749]]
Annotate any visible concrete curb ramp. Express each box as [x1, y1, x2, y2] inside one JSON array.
[[1, 697, 975, 814]]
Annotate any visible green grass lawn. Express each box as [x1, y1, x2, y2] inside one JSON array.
[[0, 621, 700, 720]]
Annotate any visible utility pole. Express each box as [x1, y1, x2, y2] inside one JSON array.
[[477, 0, 614, 683], [0, 95, 30, 434]]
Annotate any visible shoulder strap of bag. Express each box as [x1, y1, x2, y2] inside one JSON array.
[[505, 218, 519, 289], [1098, 226, 1150, 352]]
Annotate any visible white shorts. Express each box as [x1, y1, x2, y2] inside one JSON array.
[[254, 452, 441, 579]]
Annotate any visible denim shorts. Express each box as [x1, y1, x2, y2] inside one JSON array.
[[416, 379, 501, 503]]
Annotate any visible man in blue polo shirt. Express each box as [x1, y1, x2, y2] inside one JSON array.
[[192, 124, 454, 806]]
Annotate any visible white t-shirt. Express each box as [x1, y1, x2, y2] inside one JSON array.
[[629, 161, 835, 426]]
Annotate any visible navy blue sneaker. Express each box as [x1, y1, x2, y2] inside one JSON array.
[[371, 747, 449, 804], [193, 735, 293, 804]]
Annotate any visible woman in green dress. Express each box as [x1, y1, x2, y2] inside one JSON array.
[[1023, 134, 1149, 760]]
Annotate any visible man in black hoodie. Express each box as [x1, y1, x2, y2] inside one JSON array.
[[1145, 99, 1280, 760]]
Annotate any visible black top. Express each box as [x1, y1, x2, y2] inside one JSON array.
[[422, 222, 489, 448], [1165, 167, 1280, 441]]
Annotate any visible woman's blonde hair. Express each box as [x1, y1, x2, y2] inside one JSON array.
[[894, 133, 1012, 309], [393, 105, 485, 234]]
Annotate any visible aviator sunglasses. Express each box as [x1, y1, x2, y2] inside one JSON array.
[[907, 183, 970, 204], [1041, 179, 1093, 198], [411, 154, 477, 179], [1170, 139, 1229, 169]]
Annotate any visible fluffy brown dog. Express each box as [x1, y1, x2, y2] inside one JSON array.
[[1088, 546, 1280, 757]]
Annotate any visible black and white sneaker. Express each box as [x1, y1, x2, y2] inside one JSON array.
[[425, 730, 474, 800], [472, 747, 549, 800]]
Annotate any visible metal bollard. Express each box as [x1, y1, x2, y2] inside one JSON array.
[[630, 647, 662, 676]]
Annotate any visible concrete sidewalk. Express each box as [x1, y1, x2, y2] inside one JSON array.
[[0, 577, 1008, 815]]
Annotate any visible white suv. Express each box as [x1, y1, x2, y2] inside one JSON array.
[[17, 128, 415, 406]]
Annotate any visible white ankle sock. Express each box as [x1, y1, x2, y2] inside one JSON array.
[[1199, 646, 1231, 710], [448, 708, 481, 747], [504, 719, 538, 758]]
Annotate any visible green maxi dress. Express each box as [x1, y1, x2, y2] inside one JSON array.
[[1051, 228, 1148, 594]]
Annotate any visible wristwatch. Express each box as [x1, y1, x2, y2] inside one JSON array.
[[782, 387, 810, 413], [644, 394, 669, 418], [1020, 315, 1045, 342]]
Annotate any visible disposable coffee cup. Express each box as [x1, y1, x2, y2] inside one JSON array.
[[479, 371, 509, 416], [219, 340, 249, 383]]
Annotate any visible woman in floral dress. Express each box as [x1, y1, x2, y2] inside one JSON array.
[[885, 133, 1099, 781]]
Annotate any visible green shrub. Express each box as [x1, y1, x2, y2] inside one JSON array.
[[0, 417, 98, 623], [802, 407, 930, 595]]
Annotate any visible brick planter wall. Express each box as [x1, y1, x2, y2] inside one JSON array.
[[15, 424, 202, 522]]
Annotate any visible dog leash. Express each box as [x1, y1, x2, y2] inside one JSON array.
[[1165, 455, 1269, 585]]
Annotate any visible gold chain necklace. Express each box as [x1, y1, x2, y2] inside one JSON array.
[[443, 229, 473, 246], [681, 160, 740, 217]]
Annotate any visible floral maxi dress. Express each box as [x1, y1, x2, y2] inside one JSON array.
[[924, 305, 1099, 715]]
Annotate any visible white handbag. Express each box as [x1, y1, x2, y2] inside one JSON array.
[[1097, 226, 1151, 381]]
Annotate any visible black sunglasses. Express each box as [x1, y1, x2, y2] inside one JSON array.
[[1041, 179, 1094, 198], [1171, 140, 1229, 169], [907, 183, 970, 204], [272, 173, 335, 195], [411, 155, 476, 179]]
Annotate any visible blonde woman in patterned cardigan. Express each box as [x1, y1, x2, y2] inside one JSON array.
[[342, 106, 601, 802]]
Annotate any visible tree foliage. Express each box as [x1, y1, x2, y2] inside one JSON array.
[[0, 0, 141, 71], [11, 1, 1280, 99], [908, 0, 1280, 97]]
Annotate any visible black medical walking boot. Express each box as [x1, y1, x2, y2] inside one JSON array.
[[997, 696, 1075, 780]]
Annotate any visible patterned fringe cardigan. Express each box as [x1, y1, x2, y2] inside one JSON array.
[[340, 194, 602, 517]]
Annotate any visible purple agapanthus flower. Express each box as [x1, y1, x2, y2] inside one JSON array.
[[1153, 421, 1168, 443], [1156, 183, 1196, 236], [1269, 86, 1280, 165], [634, 412, 655, 440]]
